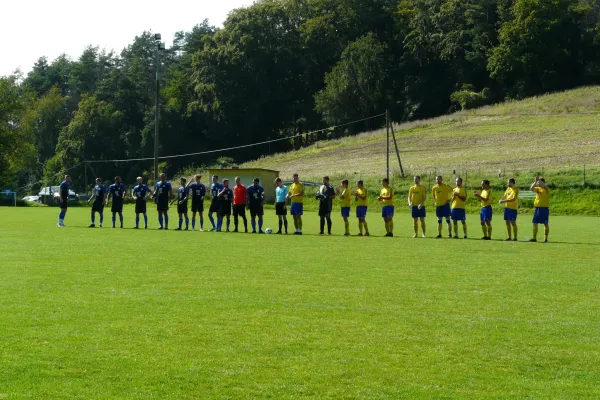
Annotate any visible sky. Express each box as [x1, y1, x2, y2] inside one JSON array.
[[0, 0, 254, 77]]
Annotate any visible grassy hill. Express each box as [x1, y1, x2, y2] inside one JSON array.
[[242, 86, 600, 185]]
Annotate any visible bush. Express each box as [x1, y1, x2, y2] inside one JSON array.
[[450, 87, 492, 110]]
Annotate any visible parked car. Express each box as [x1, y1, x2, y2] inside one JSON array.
[[22, 195, 41, 203], [38, 186, 80, 201]]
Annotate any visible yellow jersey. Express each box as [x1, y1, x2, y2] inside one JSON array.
[[432, 184, 453, 206], [451, 187, 466, 209], [409, 184, 426, 206], [355, 187, 368, 207], [340, 188, 351, 207], [533, 186, 550, 208], [289, 182, 304, 203], [503, 187, 519, 210], [380, 187, 393, 206], [479, 189, 492, 207]]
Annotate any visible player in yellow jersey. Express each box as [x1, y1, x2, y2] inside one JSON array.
[[408, 176, 427, 238], [378, 178, 394, 237], [451, 177, 467, 239], [354, 180, 369, 236], [432, 175, 453, 238], [474, 180, 493, 240], [499, 178, 519, 241], [287, 173, 304, 235], [530, 173, 550, 242], [338, 179, 352, 236]]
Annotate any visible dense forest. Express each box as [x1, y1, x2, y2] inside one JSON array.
[[2, 0, 600, 191]]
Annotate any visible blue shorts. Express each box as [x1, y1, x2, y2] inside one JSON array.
[[504, 208, 518, 222], [356, 206, 368, 219], [341, 207, 350, 218], [451, 208, 466, 221], [382, 205, 395, 218], [411, 206, 426, 219], [480, 206, 493, 222], [436, 204, 451, 218], [290, 203, 303, 216], [533, 207, 549, 225]]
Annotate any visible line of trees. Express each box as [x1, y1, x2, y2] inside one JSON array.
[[2, 0, 600, 191]]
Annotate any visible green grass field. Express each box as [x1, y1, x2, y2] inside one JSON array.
[[242, 86, 600, 180], [1, 205, 599, 398]]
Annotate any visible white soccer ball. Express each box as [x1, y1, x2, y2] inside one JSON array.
[[265, 228, 273, 234]]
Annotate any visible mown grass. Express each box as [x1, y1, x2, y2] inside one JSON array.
[[241, 86, 600, 187], [1, 206, 599, 398]]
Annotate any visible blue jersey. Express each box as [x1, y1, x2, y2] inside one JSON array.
[[93, 184, 107, 203], [275, 185, 288, 203], [211, 183, 224, 202], [132, 184, 151, 201], [177, 187, 189, 203], [59, 181, 70, 201], [108, 183, 126, 204], [189, 183, 206, 204], [247, 185, 264, 206], [155, 181, 172, 203], [220, 187, 233, 204]]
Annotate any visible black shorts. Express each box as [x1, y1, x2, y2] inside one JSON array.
[[318, 203, 332, 217], [233, 204, 246, 217], [249, 205, 264, 218], [209, 201, 220, 213], [219, 202, 232, 217], [157, 201, 169, 212], [192, 201, 204, 213], [276, 202, 287, 216], [111, 203, 123, 213], [59, 200, 68, 209], [135, 200, 147, 214], [91, 202, 104, 213], [177, 203, 188, 214]]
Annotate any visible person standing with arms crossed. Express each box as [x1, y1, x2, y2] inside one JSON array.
[[288, 173, 304, 235], [432, 175, 453, 238]]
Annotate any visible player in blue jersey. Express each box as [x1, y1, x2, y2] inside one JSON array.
[[154, 173, 173, 230], [217, 179, 233, 232], [57, 175, 71, 227], [87, 178, 106, 227], [107, 176, 126, 228], [274, 177, 289, 234], [171, 177, 190, 231], [187, 174, 206, 231], [208, 175, 224, 231], [247, 178, 265, 234], [132, 176, 152, 229]]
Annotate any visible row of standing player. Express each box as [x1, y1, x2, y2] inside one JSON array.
[[389, 173, 551, 242], [57, 172, 550, 241]]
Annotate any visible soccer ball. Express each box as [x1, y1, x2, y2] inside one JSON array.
[[265, 228, 273, 234]]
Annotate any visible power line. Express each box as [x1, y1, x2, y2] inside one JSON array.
[[86, 113, 386, 164]]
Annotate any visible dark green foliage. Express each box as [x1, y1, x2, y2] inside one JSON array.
[[2, 0, 600, 193]]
